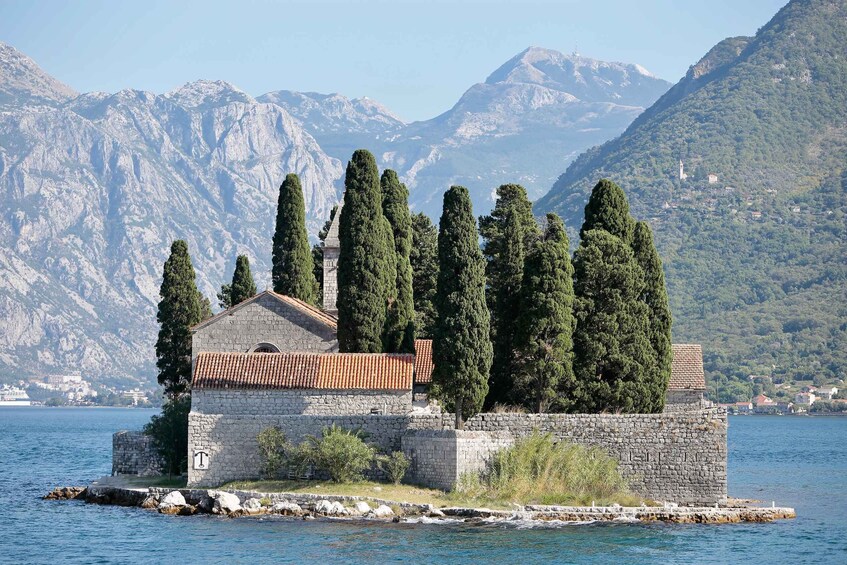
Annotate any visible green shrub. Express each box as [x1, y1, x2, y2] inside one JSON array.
[[377, 451, 410, 485], [257, 426, 295, 479], [456, 432, 631, 506], [305, 425, 376, 483], [144, 395, 190, 476]]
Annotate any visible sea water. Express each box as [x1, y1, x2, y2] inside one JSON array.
[[1, 408, 845, 564]]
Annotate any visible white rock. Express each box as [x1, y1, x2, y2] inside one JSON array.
[[315, 499, 334, 515], [354, 501, 371, 514], [271, 502, 302, 515], [243, 498, 262, 510], [330, 501, 348, 516], [369, 504, 395, 518], [158, 490, 186, 509], [210, 491, 241, 515]]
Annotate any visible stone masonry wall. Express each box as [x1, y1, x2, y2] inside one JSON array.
[[191, 293, 338, 363], [112, 430, 163, 477], [187, 414, 442, 486], [192, 389, 414, 416], [402, 430, 514, 491], [184, 408, 727, 505], [664, 390, 706, 412]]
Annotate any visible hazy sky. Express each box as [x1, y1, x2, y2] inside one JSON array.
[[0, 0, 786, 121]]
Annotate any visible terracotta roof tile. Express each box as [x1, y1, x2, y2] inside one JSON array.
[[669, 344, 706, 390], [414, 339, 434, 384], [193, 352, 413, 390]]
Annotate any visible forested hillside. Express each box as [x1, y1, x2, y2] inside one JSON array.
[[536, 0, 847, 398]]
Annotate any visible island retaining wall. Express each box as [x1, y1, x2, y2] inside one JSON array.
[[179, 408, 727, 505], [112, 430, 163, 477]]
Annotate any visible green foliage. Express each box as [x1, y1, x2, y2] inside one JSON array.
[[155, 240, 203, 397], [337, 150, 396, 353], [538, 2, 847, 394], [312, 205, 338, 305], [632, 222, 673, 413], [376, 451, 410, 485], [218, 255, 257, 309], [579, 179, 636, 244], [431, 186, 492, 428], [144, 395, 190, 476], [272, 173, 318, 304], [256, 426, 296, 480], [479, 184, 540, 407], [304, 425, 376, 483], [381, 169, 415, 353], [455, 433, 631, 506], [810, 400, 847, 413], [572, 230, 655, 413], [410, 212, 439, 338], [513, 213, 576, 412]]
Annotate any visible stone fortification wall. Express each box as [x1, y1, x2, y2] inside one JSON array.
[[457, 411, 727, 505], [112, 430, 163, 477], [184, 409, 726, 504], [191, 293, 337, 362], [664, 389, 707, 412], [187, 414, 442, 487], [192, 389, 413, 417], [401, 430, 514, 491]]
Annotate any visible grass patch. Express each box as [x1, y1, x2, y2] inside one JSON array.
[[451, 433, 645, 507]]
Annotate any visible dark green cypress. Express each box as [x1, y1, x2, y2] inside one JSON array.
[[337, 150, 396, 353], [431, 186, 492, 428], [632, 221, 673, 412], [572, 229, 655, 413], [312, 205, 338, 303], [513, 213, 576, 413], [479, 184, 540, 407], [381, 169, 415, 353], [229, 255, 257, 306], [410, 212, 439, 339], [155, 240, 203, 397], [579, 179, 636, 244], [272, 173, 318, 304]]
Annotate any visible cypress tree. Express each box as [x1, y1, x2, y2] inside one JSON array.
[[337, 150, 396, 353], [431, 186, 492, 429], [312, 205, 338, 303], [230, 255, 257, 306], [410, 212, 438, 339], [572, 230, 655, 413], [155, 240, 203, 397], [513, 213, 576, 413], [632, 221, 673, 412], [579, 179, 636, 244], [381, 169, 415, 353], [272, 173, 318, 304], [479, 184, 539, 407]]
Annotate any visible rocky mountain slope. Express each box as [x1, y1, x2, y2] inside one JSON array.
[[0, 42, 668, 383], [272, 47, 671, 217], [536, 0, 847, 393], [0, 43, 343, 383]]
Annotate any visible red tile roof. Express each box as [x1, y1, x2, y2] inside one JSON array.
[[193, 352, 413, 390], [669, 344, 706, 390], [191, 290, 337, 332], [414, 339, 434, 384]]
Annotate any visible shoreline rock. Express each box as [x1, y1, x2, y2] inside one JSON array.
[[44, 484, 796, 525]]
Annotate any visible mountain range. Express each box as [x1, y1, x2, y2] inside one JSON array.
[[0, 42, 669, 383], [537, 0, 847, 394]]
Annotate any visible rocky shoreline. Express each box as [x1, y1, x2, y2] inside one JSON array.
[[44, 484, 796, 525]]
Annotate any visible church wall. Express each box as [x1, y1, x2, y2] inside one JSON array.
[[191, 294, 337, 363], [191, 389, 413, 417]]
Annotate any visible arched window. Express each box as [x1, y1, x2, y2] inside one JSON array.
[[249, 342, 280, 354]]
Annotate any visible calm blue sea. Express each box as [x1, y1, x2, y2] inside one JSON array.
[[0, 408, 845, 564]]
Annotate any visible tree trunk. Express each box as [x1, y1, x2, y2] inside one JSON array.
[[454, 396, 464, 430]]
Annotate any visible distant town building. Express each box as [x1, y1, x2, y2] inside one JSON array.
[[816, 386, 838, 400], [708, 173, 718, 184], [45, 374, 83, 386], [795, 392, 816, 406], [753, 394, 779, 414], [679, 160, 688, 180]]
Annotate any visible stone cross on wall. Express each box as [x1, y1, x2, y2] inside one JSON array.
[[322, 200, 342, 315]]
